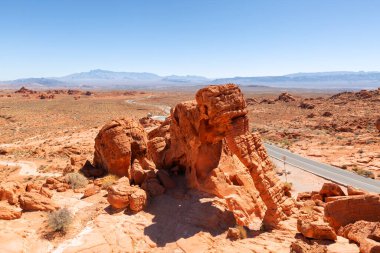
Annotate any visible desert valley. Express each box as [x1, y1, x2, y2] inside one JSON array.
[[0, 83, 379, 253]]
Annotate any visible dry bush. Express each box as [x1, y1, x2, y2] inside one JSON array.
[[65, 172, 88, 189], [100, 174, 120, 189], [236, 225, 247, 239], [48, 208, 73, 232], [283, 182, 293, 191], [353, 168, 375, 179]]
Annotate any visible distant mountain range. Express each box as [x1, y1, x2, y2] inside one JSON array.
[[1, 69, 379, 90]]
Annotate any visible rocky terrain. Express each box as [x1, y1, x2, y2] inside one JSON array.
[[246, 89, 380, 180], [0, 84, 379, 252]]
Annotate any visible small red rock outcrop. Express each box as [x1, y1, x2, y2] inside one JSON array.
[[339, 220, 380, 253], [319, 183, 345, 200], [297, 212, 337, 241], [0, 182, 24, 205], [107, 178, 147, 212], [299, 101, 315, 109], [0, 202, 22, 220], [19, 192, 59, 212], [276, 92, 296, 102]]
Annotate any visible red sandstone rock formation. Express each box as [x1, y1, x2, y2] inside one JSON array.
[[0, 202, 22, 220], [94, 118, 150, 177], [148, 84, 294, 228], [297, 212, 337, 241], [324, 194, 380, 230], [107, 178, 147, 212], [0, 182, 24, 205], [319, 183, 345, 200], [347, 186, 367, 196], [376, 118, 380, 132], [339, 221, 380, 253]]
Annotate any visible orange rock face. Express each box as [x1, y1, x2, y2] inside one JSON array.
[[324, 194, 380, 230], [94, 118, 151, 178], [339, 221, 380, 253], [148, 84, 293, 228]]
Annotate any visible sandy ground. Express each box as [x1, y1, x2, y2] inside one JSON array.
[[0, 87, 373, 252]]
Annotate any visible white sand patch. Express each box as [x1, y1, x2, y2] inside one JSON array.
[[0, 160, 60, 177], [51, 223, 93, 253], [52, 194, 93, 215]]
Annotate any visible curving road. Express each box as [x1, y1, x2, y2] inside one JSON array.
[[265, 143, 380, 193], [125, 97, 380, 193]]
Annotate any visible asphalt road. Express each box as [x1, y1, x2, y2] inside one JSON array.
[[265, 143, 380, 193]]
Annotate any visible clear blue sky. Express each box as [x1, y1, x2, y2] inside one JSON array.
[[1, 0, 380, 80]]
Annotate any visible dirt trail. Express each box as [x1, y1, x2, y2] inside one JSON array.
[[0, 160, 60, 177], [125, 98, 171, 115]]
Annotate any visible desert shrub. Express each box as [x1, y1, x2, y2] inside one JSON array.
[[283, 182, 293, 192], [283, 182, 293, 197], [48, 208, 73, 232], [236, 225, 247, 239], [100, 174, 120, 189], [354, 169, 375, 179], [65, 172, 88, 189]]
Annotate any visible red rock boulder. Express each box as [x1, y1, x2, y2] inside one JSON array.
[[0, 182, 23, 205], [94, 118, 148, 177], [297, 212, 337, 241], [107, 179, 147, 212], [324, 194, 380, 230], [19, 192, 59, 212], [0, 202, 22, 220], [319, 183, 345, 200]]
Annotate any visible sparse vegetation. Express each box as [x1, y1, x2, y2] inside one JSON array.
[[65, 172, 88, 189], [353, 168, 375, 179], [47, 208, 73, 232], [236, 225, 247, 239], [283, 182, 293, 192], [100, 174, 120, 189]]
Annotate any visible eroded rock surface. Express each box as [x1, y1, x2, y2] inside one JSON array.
[[339, 220, 380, 253], [148, 84, 294, 228], [324, 194, 380, 230]]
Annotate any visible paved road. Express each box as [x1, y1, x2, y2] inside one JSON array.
[[127, 98, 380, 193], [265, 143, 380, 193]]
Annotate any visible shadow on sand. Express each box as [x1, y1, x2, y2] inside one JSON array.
[[142, 176, 236, 247]]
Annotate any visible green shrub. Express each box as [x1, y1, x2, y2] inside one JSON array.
[[65, 172, 88, 189], [48, 208, 73, 232]]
